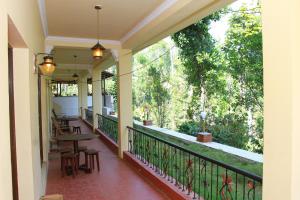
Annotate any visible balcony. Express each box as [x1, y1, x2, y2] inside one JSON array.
[[46, 120, 168, 200], [63, 114, 262, 200], [2, 0, 300, 199]]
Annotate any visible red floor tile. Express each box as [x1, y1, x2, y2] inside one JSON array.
[[46, 120, 169, 200]]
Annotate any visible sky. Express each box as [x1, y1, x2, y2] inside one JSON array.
[[209, 0, 258, 43]]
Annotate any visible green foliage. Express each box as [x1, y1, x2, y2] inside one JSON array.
[[105, 66, 118, 112], [133, 41, 172, 128], [177, 121, 200, 136], [51, 83, 78, 96], [208, 114, 249, 149], [133, 1, 263, 153]]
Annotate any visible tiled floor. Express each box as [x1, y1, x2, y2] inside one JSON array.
[[46, 120, 169, 200]]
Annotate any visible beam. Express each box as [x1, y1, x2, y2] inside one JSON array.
[[122, 0, 234, 52], [45, 36, 121, 50]]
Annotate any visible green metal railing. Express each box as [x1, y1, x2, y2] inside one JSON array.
[[85, 108, 93, 125], [127, 126, 263, 200], [97, 114, 118, 144]]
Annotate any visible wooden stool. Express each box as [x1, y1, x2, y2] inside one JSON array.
[[85, 149, 100, 172], [59, 147, 73, 170], [61, 153, 78, 178], [77, 146, 87, 164], [73, 126, 81, 134]]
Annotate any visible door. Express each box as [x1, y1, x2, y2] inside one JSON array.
[[8, 46, 19, 200]]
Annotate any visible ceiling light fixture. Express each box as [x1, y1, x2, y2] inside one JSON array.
[[91, 5, 105, 60], [72, 55, 79, 79], [34, 53, 56, 76]]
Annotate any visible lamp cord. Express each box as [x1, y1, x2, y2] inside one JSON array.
[[97, 8, 100, 42]]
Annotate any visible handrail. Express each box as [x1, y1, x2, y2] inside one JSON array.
[[127, 126, 262, 182], [96, 113, 117, 122]]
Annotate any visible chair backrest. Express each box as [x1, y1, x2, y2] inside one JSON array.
[[52, 109, 58, 119], [52, 117, 64, 135]]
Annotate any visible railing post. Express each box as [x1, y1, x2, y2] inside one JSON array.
[[117, 49, 133, 158]]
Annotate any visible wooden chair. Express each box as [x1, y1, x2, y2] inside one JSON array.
[[52, 117, 70, 135]]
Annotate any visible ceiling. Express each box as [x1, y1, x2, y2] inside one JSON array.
[[53, 47, 94, 65], [45, 0, 164, 40]]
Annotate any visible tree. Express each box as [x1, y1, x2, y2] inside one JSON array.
[[171, 13, 222, 117], [133, 41, 171, 128], [223, 2, 263, 152]]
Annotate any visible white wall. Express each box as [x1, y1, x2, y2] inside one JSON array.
[[53, 96, 79, 116], [88, 95, 92, 107], [53, 96, 95, 116]]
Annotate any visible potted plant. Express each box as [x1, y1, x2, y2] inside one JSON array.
[[197, 111, 212, 142], [142, 105, 152, 126]]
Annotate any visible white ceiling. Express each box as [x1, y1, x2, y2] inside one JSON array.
[[53, 47, 94, 65], [45, 0, 164, 40], [42, 0, 234, 78]]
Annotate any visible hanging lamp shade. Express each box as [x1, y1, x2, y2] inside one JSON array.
[[72, 73, 79, 78], [91, 5, 105, 60], [39, 56, 56, 76], [91, 42, 105, 59]]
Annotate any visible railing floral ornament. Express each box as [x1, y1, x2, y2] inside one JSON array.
[[145, 140, 151, 166], [200, 160, 210, 200], [247, 180, 256, 200], [185, 158, 194, 195], [162, 146, 170, 177], [220, 174, 233, 200], [129, 133, 133, 153], [173, 149, 180, 186], [127, 126, 262, 200]]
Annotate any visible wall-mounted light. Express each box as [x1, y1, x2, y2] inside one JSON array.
[[34, 53, 56, 76], [91, 5, 105, 60]]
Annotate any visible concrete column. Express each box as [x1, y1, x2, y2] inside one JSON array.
[[80, 74, 88, 119], [92, 67, 102, 131], [262, 0, 300, 199], [117, 49, 133, 158], [13, 48, 41, 200], [0, 12, 13, 200]]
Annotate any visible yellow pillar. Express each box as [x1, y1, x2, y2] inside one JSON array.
[[0, 12, 13, 200], [117, 49, 133, 158], [77, 77, 82, 116], [92, 67, 102, 131], [262, 0, 300, 199], [80, 74, 88, 119], [13, 48, 42, 200]]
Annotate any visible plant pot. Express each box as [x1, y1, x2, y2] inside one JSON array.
[[197, 132, 212, 143], [143, 120, 153, 126]]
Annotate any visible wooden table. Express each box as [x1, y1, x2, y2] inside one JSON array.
[[58, 116, 79, 126], [57, 133, 99, 172], [56, 133, 98, 154]]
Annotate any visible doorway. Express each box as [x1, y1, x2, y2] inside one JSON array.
[[8, 46, 19, 200]]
